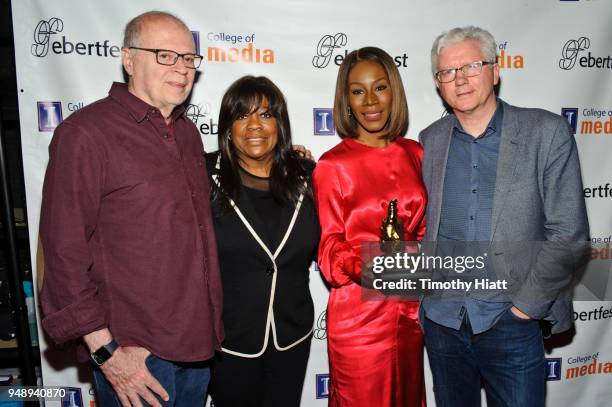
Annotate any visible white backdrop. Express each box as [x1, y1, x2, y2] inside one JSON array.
[[11, 0, 612, 405]]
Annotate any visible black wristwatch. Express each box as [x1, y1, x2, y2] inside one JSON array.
[[90, 339, 119, 367]]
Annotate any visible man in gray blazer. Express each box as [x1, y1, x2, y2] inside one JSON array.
[[419, 26, 589, 407]]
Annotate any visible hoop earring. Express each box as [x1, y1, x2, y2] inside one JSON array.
[[227, 131, 232, 141], [348, 108, 353, 118]]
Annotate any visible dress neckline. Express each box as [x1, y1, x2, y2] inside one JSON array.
[[344, 137, 401, 150]]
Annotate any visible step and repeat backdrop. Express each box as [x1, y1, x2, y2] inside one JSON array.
[[11, 0, 612, 405]]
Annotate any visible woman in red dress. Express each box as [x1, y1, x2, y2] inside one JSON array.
[[313, 47, 427, 406]]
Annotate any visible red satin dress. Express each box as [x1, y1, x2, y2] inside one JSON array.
[[313, 137, 427, 407]]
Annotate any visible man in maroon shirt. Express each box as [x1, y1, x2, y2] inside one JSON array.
[[39, 11, 223, 407]]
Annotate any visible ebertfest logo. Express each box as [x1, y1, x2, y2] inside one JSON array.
[[31, 17, 121, 58], [312, 33, 348, 68], [312, 33, 408, 69], [186, 103, 218, 136], [313, 310, 327, 340], [559, 37, 612, 70]]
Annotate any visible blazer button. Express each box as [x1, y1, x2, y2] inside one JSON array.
[[266, 267, 274, 276]]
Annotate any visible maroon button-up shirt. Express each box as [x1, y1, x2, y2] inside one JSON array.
[[39, 82, 224, 362]]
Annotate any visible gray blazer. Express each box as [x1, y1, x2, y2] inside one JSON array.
[[419, 100, 589, 334]]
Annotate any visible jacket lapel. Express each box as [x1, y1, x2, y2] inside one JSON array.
[[235, 187, 276, 250], [490, 102, 523, 239], [428, 123, 453, 240], [236, 187, 302, 253], [275, 202, 297, 250]]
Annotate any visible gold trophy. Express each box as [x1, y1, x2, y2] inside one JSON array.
[[380, 198, 404, 254]]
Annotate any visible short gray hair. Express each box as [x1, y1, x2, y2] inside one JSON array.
[[122, 11, 189, 48], [430, 26, 497, 75]]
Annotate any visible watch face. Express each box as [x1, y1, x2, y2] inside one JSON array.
[[91, 353, 104, 366], [91, 347, 112, 366]]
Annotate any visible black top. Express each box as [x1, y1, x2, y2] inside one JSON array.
[[238, 168, 282, 249], [206, 151, 320, 355]]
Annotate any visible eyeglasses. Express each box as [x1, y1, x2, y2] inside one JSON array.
[[434, 61, 495, 83], [128, 47, 203, 69]]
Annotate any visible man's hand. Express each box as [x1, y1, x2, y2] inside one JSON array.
[[100, 346, 169, 407], [510, 305, 531, 320], [84, 329, 168, 407]]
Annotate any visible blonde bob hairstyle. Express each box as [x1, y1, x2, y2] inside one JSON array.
[[333, 46, 408, 140]]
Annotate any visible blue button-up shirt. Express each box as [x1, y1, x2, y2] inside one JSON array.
[[422, 103, 512, 334]]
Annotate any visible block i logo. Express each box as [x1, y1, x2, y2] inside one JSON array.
[[316, 373, 330, 398], [561, 108, 578, 134], [313, 108, 334, 135], [191, 31, 200, 55], [545, 358, 562, 381], [61, 387, 83, 407], [38, 101, 63, 132]]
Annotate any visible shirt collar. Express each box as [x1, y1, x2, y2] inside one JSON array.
[[453, 100, 503, 139], [108, 82, 186, 124]]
